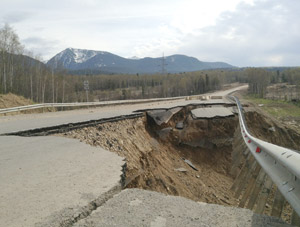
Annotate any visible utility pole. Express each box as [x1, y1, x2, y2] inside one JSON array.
[[52, 69, 55, 103], [83, 80, 89, 102], [159, 52, 167, 74]]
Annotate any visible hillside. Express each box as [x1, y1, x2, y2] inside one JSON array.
[[47, 48, 235, 74]]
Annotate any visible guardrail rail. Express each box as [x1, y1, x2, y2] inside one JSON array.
[[0, 97, 184, 115], [232, 96, 300, 217]]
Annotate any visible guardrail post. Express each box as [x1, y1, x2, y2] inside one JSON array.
[[230, 147, 249, 177], [238, 164, 261, 208], [271, 188, 285, 218], [246, 170, 266, 210], [231, 155, 254, 193], [234, 158, 257, 199], [255, 176, 273, 214], [291, 210, 300, 226]]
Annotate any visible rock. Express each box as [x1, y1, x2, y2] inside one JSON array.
[[268, 127, 276, 132], [176, 122, 184, 130], [174, 168, 188, 173], [157, 127, 172, 140], [146, 107, 182, 125], [182, 158, 199, 171]]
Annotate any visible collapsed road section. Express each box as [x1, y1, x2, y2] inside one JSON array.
[[3, 95, 300, 226], [60, 100, 300, 224], [61, 102, 240, 206]]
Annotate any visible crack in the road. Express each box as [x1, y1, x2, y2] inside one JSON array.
[[132, 102, 236, 113], [35, 184, 123, 227], [1, 103, 237, 137], [0, 113, 143, 137], [35, 162, 127, 227]]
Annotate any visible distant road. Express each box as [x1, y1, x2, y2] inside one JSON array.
[[0, 85, 247, 135]]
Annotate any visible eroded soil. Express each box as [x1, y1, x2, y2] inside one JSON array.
[[61, 106, 239, 206], [245, 109, 300, 151], [59, 103, 300, 216]]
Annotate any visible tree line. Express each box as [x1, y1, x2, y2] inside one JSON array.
[[61, 70, 247, 102], [246, 67, 300, 99], [2, 23, 299, 104], [0, 24, 249, 103]]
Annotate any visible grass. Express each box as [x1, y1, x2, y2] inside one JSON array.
[[244, 94, 300, 119]]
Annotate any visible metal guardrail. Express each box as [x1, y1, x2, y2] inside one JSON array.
[[232, 96, 300, 216], [0, 94, 231, 115], [0, 97, 184, 114]]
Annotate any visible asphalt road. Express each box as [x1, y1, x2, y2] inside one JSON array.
[[0, 85, 247, 135], [0, 85, 248, 227], [0, 136, 124, 227], [74, 189, 291, 227]]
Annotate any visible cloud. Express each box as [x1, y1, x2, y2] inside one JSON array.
[[22, 37, 60, 60], [1, 11, 33, 24], [131, 0, 300, 66], [174, 0, 300, 66], [1, 0, 300, 66]]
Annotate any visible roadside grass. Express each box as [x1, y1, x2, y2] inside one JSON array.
[[244, 95, 300, 119]]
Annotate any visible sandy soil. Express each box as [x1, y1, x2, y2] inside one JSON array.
[[0, 93, 33, 109]]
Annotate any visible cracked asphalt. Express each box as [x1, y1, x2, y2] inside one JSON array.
[[0, 136, 124, 227], [0, 85, 257, 227], [74, 189, 292, 227]]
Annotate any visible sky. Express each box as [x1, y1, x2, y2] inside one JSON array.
[[1, 0, 300, 67]]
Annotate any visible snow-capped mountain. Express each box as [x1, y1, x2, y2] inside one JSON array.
[[47, 48, 234, 74], [47, 48, 110, 69]]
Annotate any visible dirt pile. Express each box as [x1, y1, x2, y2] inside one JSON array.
[[0, 93, 33, 109], [245, 110, 300, 151], [61, 106, 239, 206]]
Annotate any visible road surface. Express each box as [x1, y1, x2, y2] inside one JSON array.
[[73, 189, 290, 227], [0, 85, 247, 135], [0, 85, 249, 227], [0, 136, 124, 227]]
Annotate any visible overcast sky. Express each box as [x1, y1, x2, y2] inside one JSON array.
[[1, 0, 299, 67]]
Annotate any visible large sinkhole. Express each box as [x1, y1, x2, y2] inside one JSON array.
[[60, 103, 300, 213], [61, 104, 242, 206], [51, 102, 300, 224]]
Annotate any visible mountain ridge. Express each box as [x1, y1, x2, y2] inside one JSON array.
[[47, 48, 235, 74]]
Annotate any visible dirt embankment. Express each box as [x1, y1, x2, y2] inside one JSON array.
[[61, 106, 239, 206], [0, 93, 33, 109], [245, 110, 300, 151]]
